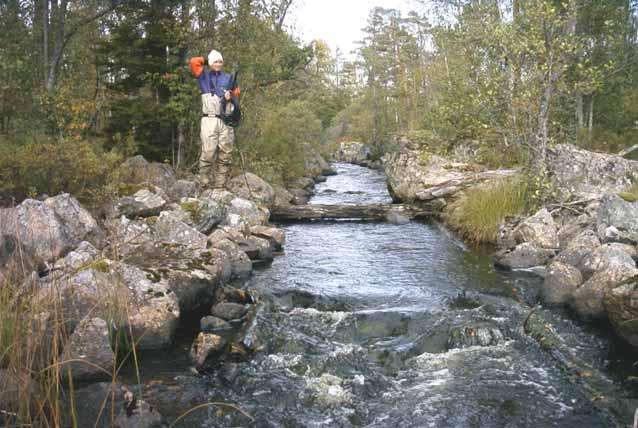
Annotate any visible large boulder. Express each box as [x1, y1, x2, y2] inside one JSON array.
[[38, 259, 180, 350], [155, 210, 208, 249], [272, 184, 295, 208], [224, 197, 269, 228], [53, 241, 100, 272], [512, 208, 559, 250], [382, 149, 518, 203], [547, 144, 638, 199], [382, 150, 465, 202], [335, 141, 371, 165], [208, 236, 252, 279], [167, 179, 199, 202], [604, 278, 638, 347], [125, 244, 232, 315], [304, 144, 335, 176], [121, 155, 177, 192], [579, 243, 637, 279], [0, 194, 102, 271], [61, 317, 115, 382], [228, 173, 275, 208], [569, 244, 638, 319], [112, 187, 167, 219], [596, 194, 638, 244], [493, 242, 555, 270], [555, 229, 601, 273], [250, 225, 285, 251], [540, 260, 583, 305]]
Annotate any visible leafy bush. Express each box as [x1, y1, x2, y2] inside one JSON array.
[[0, 135, 133, 207], [444, 177, 533, 244], [242, 100, 322, 184]]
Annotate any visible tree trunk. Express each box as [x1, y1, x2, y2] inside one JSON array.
[[576, 91, 584, 130], [43, 0, 49, 88], [588, 95, 594, 137], [271, 203, 433, 222]]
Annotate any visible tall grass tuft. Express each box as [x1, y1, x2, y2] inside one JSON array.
[[444, 177, 533, 244]]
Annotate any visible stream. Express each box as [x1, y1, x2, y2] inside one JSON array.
[[128, 163, 638, 427]]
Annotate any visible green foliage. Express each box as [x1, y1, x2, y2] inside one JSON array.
[[242, 100, 322, 184], [0, 135, 129, 206], [444, 177, 535, 244]]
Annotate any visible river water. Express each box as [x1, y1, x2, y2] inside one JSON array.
[[134, 163, 638, 427]]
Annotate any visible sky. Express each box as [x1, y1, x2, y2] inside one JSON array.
[[286, 0, 417, 59]]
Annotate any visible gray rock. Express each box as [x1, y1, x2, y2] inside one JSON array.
[[177, 197, 225, 235], [122, 155, 177, 192], [447, 325, 506, 349], [541, 261, 583, 305], [493, 242, 555, 270], [228, 173, 275, 208], [569, 247, 638, 319], [290, 176, 316, 190], [210, 302, 248, 321], [105, 216, 157, 258], [272, 185, 295, 208], [64, 382, 123, 428], [335, 141, 371, 165], [557, 214, 595, 250], [497, 217, 521, 249], [190, 333, 228, 372], [512, 208, 559, 249], [0, 194, 102, 270], [53, 241, 99, 272], [38, 260, 180, 350], [556, 229, 601, 273], [288, 187, 311, 205], [604, 278, 638, 347], [250, 225, 285, 251], [579, 243, 637, 279], [597, 194, 638, 244], [114, 188, 167, 218], [242, 236, 273, 261], [155, 210, 208, 249], [128, 245, 231, 315], [224, 197, 269, 227], [200, 316, 233, 335], [61, 317, 115, 382], [547, 144, 638, 199], [208, 238, 252, 279], [167, 179, 199, 201]]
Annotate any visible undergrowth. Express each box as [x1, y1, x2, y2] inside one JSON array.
[[444, 176, 534, 244]]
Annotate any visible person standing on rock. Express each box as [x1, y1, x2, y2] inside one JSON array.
[[189, 49, 240, 189]]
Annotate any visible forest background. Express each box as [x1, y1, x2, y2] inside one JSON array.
[[1, 0, 637, 208]]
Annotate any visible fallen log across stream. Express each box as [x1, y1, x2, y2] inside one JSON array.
[[270, 203, 434, 222]]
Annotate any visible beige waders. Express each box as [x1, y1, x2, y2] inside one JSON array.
[[199, 93, 234, 189]]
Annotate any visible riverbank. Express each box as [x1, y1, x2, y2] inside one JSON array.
[[0, 148, 339, 427]]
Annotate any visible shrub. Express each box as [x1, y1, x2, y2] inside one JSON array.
[[242, 99, 322, 184], [0, 135, 132, 207], [444, 176, 533, 244]]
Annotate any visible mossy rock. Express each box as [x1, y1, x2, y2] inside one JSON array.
[[73, 258, 111, 275], [180, 201, 203, 222], [117, 183, 149, 197]]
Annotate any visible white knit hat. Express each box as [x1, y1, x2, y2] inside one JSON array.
[[208, 50, 223, 64]]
